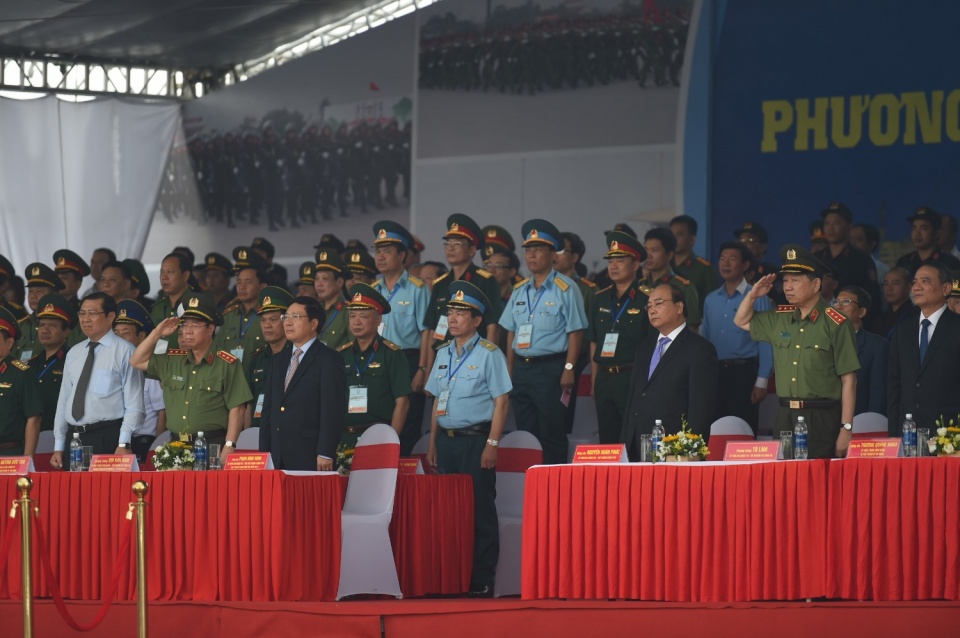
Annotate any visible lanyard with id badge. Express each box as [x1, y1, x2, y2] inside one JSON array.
[[601, 295, 634, 358], [348, 345, 378, 413], [436, 335, 480, 416], [517, 285, 545, 350], [232, 312, 255, 362]]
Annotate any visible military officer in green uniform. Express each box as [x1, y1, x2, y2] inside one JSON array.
[[295, 262, 319, 299], [641, 227, 702, 328], [344, 248, 377, 285], [424, 214, 502, 366], [203, 252, 235, 312], [150, 252, 194, 349], [52, 249, 90, 312], [215, 247, 268, 361], [670, 215, 720, 304], [17, 262, 66, 362], [244, 286, 293, 429], [555, 231, 595, 433], [735, 245, 860, 458], [336, 283, 411, 458], [0, 306, 42, 456], [131, 293, 252, 463], [588, 232, 651, 443], [314, 250, 352, 350], [28, 294, 75, 432], [481, 226, 522, 354], [0, 254, 28, 323]]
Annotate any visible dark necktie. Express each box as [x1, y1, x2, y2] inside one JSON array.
[[71, 341, 99, 422], [285, 347, 302, 391], [647, 336, 671, 380], [919, 318, 931, 364]]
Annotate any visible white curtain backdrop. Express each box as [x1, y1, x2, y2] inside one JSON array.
[[0, 95, 180, 270]]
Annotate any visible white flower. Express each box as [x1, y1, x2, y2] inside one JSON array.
[[937, 427, 948, 437], [944, 443, 955, 455], [928, 440, 938, 453]]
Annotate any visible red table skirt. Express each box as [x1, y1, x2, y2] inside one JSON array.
[[0, 471, 473, 602]]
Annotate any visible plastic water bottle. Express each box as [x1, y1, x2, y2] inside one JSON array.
[[793, 416, 808, 460], [652, 420, 665, 455], [69, 433, 83, 472], [902, 414, 917, 458], [193, 431, 207, 471]]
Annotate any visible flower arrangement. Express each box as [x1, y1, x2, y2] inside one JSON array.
[[929, 415, 960, 457], [336, 442, 356, 476], [655, 416, 709, 462], [153, 441, 196, 471]]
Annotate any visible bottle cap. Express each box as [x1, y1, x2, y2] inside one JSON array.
[[906, 414, 912, 419], [197, 431, 204, 436], [655, 420, 662, 425]]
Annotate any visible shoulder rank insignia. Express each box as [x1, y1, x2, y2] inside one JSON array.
[[217, 350, 239, 364], [513, 277, 530, 290], [408, 275, 425, 288], [11, 359, 29, 371], [167, 349, 189, 355], [382, 339, 401, 351], [368, 362, 382, 368], [475, 268, 493, 279], [337, 342, 353, 352], [595, 285, 612, 295], [673, 274, 691, 286], [776, 305, 797, 313], [825, 307, 846, 325], [433, 272, 450, 285], [480, 339, 497, 351], [580, 278, 596, 288], [639, 285, 653, 295], [18, 314, 31, 324], [0, 382, 10, 388], [696, 256, 712, 267], [554, 277, 570, 292]]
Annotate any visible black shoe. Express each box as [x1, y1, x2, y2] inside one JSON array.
[[467, 585, 493, 598]]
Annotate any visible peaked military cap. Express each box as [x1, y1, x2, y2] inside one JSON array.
[[204, 252, 233, 274], [52, 249, 91, 276], [123, 259, 151, 296], [0, 254, 13, 282], [315, 249, 345, 277], [346, 283, 391, 315], [232, 246, 268, 272], [344, 248, 377, 275], [373, 221, 415, 250], [779, 244, 829, 278], [820, 201, 853, 224], [733, 221, 769, 244], [907, 206, 942, 230], [37, 294, 77, 329], [179, 293, 222, 326], [251, 237, 276, 259], [314, 233, 345, 252], [296, 262, 316, 285], [444, 214, 483, 247], [447, 280, 489, 315], [604, 231, 647, 261], [24, 263, 65, 290], [0, 306, 20, 340], [521, 219, 563, 251], [114, 299, 154, 333], [257, 286, 294, 315]]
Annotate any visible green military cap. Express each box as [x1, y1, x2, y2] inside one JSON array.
[[52, 249, 91, 277], [251, 237, 275, 259], [821, 201, 853, 224], [447, 280, 490, 315], [907, 206, 942, 230], [606, 222, 638, 239], [482, 224, 516, 253], [115, 299, 154, 332], [950, 277, 960, 299], [24, 263, 64, 290], [344, 238, 368, 254], [123, 259, 151, 296], [604, 230, 648, 261], [232, 246, 268, 272], [734, 221, 768, 244], [0, 254, 13, 282], [344, 248, 376, 276], [444, 214, 483, 247], [179, 293, 222, 326], [296, 262, 316, 286], [257, 286, 294, 315], [372, 221, 415, 250], [0, 305, 20, 341], [314, 233, 345, 252], [36, 293, 77, 329], [315, 249, 345, 277], [346, 283, 391, 315], [520, 219, 563, 250], [203, 252, 233, 275], [780, 244, 830, 278]]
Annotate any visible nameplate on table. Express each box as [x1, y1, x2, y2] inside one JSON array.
[[724, 441, 780, 461], [0, 456, 34, 475], [846, 438, 901, 458], [224, 452, 274, 471], [572, 444, 628, 464], [89, 455, 140, 472], [411, 454, 438, 474], [399, 457, 424, 475]]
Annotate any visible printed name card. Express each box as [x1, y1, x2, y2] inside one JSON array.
[[846, 438, 901, 458], [89, 455, 140, 472], [224, 452, 274, 471], [572, 444, 628, 464], [724, 441, 780, 461], [0, 457, 34, 475], [399, 457, 424, 475]]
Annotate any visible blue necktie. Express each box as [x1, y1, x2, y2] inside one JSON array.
[[648, 336, 671, 380], [919, 318, 931, 364]]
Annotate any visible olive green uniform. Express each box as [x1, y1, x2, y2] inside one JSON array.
[[640, 271, 702, 326], [749, 298, 860, 458], [425, 265, 502, 346], [215, 302, 264, 363], [588, 281, 651, 443], [672, 253, 720, 308], [243, 345, 277, 430], [147, 348, 252, 440], [14, 315, 40, 362], [0, 357, 42, 456], [150, 293, 189, 349], [336, 336, 411, 453], [28, 348, 67, 432], [319, 298, 351, 350]]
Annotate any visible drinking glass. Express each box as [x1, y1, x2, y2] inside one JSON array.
[[639, 434, 654, 463], [916, 428, 930, 457], [208, 444, 222, 470], [779, 432, 794, 460], [82, 446, 93, 471]]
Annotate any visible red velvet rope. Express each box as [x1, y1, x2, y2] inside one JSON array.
[[0, 505, 18, 578], [32, 507, 133, 632]]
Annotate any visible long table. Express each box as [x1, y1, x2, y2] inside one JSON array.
[[521, 458, 960, 602], [0, 471, 473, 601]]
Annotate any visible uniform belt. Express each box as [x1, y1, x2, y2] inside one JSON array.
[[719, 357, 758, 368], [779, 398, 839, 409], [0, 441, 24, 451], [69, 418, 123, 434], [599, 364, 634, 374], [345, 423, 378, 435], [175, 430, 227, 444], [515, 352, 566, 364], [442, 422, 492, 437]]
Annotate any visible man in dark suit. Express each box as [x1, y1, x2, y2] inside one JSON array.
[[834, 286, 888, 415], [620, 282, 719, 460], [260, 296, 347, 470], [888, 262, 960, 435]]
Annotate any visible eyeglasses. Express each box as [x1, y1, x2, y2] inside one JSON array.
[[281, 313, 307, 322], [831, 299, 859, 308], [77, 310, 105, 318], [443, 240, 469, 248], [178, 321, 208, 331]]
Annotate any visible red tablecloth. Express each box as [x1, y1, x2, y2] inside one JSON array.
[[0, 471, 473, 601], [521, 461, 829, 601], [825, 458, 960, 601]]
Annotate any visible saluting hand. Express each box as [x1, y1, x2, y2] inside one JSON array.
[[156, 317, 181, 338], [750, 274, 777, 298]]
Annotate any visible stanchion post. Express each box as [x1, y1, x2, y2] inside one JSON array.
[[132, 481, 149, 638], [17, 477, 33, 638]]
